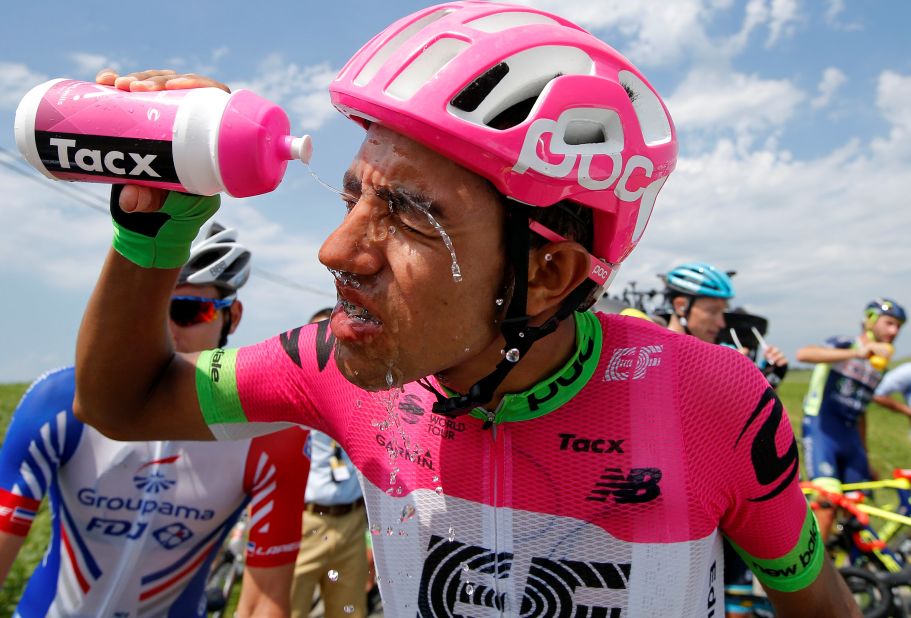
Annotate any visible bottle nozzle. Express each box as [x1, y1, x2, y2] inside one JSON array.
[[287, 135, 313, 164]]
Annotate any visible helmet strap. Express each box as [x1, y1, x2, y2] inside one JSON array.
[[427, 203, 596, 424]]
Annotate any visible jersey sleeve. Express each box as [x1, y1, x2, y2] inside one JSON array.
[[196, 320, 356, 441], [0, 367, 83, 536], [242, 426, 310, 568], [875, 364, 911, 398], [683, 345, 823, 593]]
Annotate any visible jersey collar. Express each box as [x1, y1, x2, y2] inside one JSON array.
[[466, 310, 602, 424]]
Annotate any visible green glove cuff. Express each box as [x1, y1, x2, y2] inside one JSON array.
[[111, 192, 220, 268]]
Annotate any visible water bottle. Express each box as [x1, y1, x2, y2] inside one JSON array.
[[14, 78, 312, 197], [869, 343, 893, 372]]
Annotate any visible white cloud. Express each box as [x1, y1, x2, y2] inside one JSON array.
[[811, 67, 847, 109], [767, 0, 801, 45], [0, 62, 47, 110], [231, 54, 339, 131], [666, 68, 805, 142], [69, 52, 120, 77], [824, 0, 862, 31]]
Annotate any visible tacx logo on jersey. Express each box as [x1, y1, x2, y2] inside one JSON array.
[[586, 467, 662, 504], [603, 345, 663, 381], [418, 535, 630, 617], [734, 387, 799, 502], [559, 433, 625, 454], [36, 131, 179, 183], [133, 455, 180, 493]]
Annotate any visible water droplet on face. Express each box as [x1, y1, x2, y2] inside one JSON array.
[[418, 206, 462, 283], [328, 569, 339, 582], [544, 253, 553, 262], [371, 524, 381, 535], [495, 298, 504, 306], [505, 348, 521, 363], [388, 225, 396, 235], [344, 605, 355, 614], [400, 504, 416, 522], [464, 346, 470, 352], [386, 368, 395, 389]]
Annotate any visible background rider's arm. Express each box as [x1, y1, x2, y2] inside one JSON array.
[[0, 531, 26, 587], [796, 344, 864, 364], [873, 393, 911, 418], [235, 563, 294, 618], [764, 559, 861, 618]]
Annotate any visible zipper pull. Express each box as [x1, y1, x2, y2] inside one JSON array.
[[482, 410, 495, 430]]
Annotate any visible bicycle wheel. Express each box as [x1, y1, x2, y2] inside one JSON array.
[[840, 566, 894, 618]]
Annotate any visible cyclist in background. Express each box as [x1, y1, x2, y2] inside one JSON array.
[[660, 262, 789, 617], [0, 223, 308, 617], [797, 298, 906, 539], [874, 361, 911, 438]]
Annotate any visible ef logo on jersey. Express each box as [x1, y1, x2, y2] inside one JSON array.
[[603, 345, 663, 381], [734, 387, 799, 502]]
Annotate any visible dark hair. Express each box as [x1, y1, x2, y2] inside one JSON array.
[[309, 308, 334, 323]]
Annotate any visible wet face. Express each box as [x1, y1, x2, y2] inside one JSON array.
[[168, 284, 234, 353], [687, 297, 728, 344], [871, 315, 903, 344], [318, 125, 507, 391]]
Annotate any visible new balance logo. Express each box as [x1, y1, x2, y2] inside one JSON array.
[[587, 467, 662, 504], [604, 345, 663, 381]]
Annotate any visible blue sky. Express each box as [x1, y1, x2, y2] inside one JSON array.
[[1, 0, 909, 382]]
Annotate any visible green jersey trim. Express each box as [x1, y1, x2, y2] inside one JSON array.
[[467, 310, 602, 424], [728, 505, 824, 593], [196, 348, 246, 426]]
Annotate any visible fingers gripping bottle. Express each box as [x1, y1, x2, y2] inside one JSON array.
[[14, 79, 312, 197], [870, 343, 894, 372]]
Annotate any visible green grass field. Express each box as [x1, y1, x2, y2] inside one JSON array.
[[0, 370, 908, 612]]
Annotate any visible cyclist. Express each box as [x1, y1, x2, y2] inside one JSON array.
[[797, 297, 906, 539], [72, 3, 856, 615], [660, 263, 789, 617], [874, 361, 911, 437], [0, 223, 308, 617]]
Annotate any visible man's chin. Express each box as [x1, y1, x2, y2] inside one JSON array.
[[334, 346, 404, 391]]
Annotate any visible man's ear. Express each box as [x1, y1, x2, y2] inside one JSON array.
[[227, 300, 243, 335], [525, 242, 591, 319], [672, 296, 688, 317]]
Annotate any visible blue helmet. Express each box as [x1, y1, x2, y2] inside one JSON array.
[[865, 298, 907, 324], [663, 262, 735, 299]]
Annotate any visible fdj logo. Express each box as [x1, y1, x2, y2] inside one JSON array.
[[87, 517, 147, 540], [418, 536, 630, 617], [604, 345, 663, 381], [513, 107, 657, 201], [153, 522, 194, 550], [133, 455, 180, 493]]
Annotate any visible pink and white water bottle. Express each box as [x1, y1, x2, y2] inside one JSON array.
[[14, 78, 312, 197]]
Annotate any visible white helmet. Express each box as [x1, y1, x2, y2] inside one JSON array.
[[178, 222, 251, 292]]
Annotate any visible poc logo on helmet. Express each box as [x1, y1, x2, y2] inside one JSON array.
[[513, 107, 656, 201], [604, 345, 663, 381]]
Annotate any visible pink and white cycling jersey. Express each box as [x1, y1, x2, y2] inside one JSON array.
[[0, 366, 308, 618], [198, 311, 821, 616]]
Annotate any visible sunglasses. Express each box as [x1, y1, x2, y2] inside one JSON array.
[[169, 295, 235, 327]]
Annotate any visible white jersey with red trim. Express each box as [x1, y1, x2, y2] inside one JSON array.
[[0, 367, 308, 618]]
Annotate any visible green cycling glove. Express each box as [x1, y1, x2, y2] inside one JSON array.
[[110, 185, 220, 268]]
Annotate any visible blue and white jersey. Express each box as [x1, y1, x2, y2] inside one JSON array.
[[0, 367, 308, 618], [802, 335, 885, 426]]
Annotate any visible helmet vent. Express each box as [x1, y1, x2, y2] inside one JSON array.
[[387, 37, 470, 101], [451, 62, 510, 112], [618, 70, 672, 146], [465, 11, 559, 33], [354, 9, 453, 87], [563, 120, 606, 146]]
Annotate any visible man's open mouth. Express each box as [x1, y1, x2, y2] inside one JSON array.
[[340, 298, 383, 325]]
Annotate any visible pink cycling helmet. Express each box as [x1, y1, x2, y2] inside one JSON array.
[[330, 1, 677, 264]]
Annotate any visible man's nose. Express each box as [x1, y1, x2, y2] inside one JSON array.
[[318, 201, 384, 276]]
